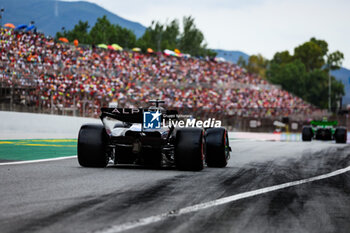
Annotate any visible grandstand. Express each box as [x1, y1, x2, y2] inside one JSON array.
[[0, 28, 323, 125]]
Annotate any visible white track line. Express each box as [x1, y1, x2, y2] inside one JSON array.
[[96, 165, 350, 233], [0, 155, 77, 166]]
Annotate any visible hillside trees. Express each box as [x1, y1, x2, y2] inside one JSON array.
[[137, 16, 215, 56], [178, 16, 215, 57], [136, 21, 168, 52], [89, 15, 114, 45], [56, 16, 137, 48], [56, 20, 91, 44], [56, 15, 215, 56], [238, 54, 268, 79], [266, 38, 344, 109], [238, 38, 344, 109]]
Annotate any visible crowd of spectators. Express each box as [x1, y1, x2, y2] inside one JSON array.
[[0, 28, 320, 119]]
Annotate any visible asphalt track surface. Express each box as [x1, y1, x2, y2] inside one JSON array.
[[1, 140, 350, 233]]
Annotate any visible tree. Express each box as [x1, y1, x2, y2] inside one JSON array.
[[89, 15, 114, 44], [137, 20, 179, 52], [136, 21, 164, 51], [136, 29, 152, 51], [237, 56, 247, 68], [266, 38, 345, 110], [270, 50, 293, 65], [111, 25, 136, 49], [161, 19, 180, 50], [293, 38, 328, 72], [56, 16, 138, 47], [136, 16, 215, 57], [178, 16, 206, 56], [267, 59, 307, 97], [246, 54, 268, 78], [326, 50, 344, 71], [304, 69, 328, 108], [310, 37, 328, 57], [237, 54, 268, 79], [55, 20, 91, 44], [57, 15, 216, 56]]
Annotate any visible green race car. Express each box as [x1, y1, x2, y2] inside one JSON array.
[[302, 119, 347, 143]]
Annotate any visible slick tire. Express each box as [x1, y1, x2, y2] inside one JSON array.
[[175, 128, 204, 171], [335, 127, 347, 144], [302, 126, 313, 141], [78, 124, 109, 167], [205, 127, 229, 168]]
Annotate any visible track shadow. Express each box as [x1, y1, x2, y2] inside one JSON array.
[[106, 164, 178, 171]]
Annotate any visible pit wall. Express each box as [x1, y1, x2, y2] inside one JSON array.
[[0, 111, 100, 139]]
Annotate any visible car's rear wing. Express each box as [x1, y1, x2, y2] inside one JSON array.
[[100, 107, 178, 123], [310, 120, 338, 126], [100, 108, 144, 123]]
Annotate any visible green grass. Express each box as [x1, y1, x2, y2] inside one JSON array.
[[0, 139, 77, 161]]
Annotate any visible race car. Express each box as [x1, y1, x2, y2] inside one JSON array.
[[302, 119, 347, 143], [77, 100, 231, 171]]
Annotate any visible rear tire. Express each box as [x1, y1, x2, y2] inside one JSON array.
[[78, 124, 109, 167], [335, 127, 347, 143], [302, 126, 313, 141], [175, 128, 204, 171], [205, 128, 229, 168]]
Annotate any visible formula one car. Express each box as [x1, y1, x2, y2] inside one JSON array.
[[302, 119, 347, 143], [77, 100, 231, 171]]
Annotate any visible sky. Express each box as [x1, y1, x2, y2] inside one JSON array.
[[66, 0, 350, 68]]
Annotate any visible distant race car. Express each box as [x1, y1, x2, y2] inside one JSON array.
[[302, 119, 347, 143], [77, 100, 231, 171]]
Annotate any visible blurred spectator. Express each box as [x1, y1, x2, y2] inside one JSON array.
[[0, 28, 318, 118]]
